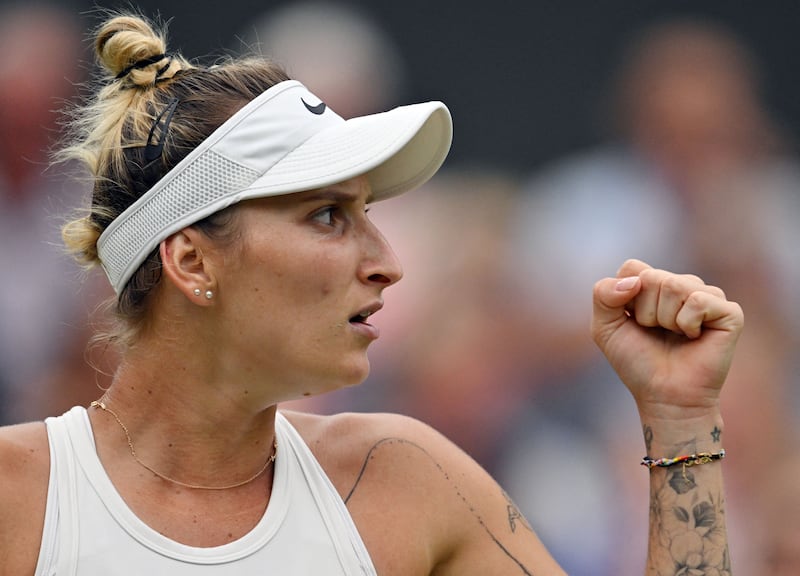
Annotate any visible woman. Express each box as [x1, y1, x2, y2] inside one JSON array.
[[0, 12, 741, 575]]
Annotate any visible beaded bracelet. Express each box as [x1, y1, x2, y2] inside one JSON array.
[[641, 449, 726, 470]]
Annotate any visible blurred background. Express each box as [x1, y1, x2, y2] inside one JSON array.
[[2, 1, 799, 574]]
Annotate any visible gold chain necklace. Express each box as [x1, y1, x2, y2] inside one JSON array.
[[90, 400, 277, 491]]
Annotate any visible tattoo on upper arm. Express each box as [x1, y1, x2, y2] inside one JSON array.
[[503, 490, 533, 534], [647, 429, 731, 575], [345, 437, 536, 576]]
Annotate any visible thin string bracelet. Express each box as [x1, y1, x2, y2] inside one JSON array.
[[641, 449, 726, 480]]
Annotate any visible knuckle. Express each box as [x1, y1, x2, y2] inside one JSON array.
[[635, 307, 658, 326]]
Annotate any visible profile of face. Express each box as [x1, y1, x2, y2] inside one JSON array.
[[202, 175, 403, 401]]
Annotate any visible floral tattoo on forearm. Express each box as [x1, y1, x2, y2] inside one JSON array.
[[645, 427, 731, 576]]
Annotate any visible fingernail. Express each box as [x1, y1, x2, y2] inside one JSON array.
[[616, 276, 639, 291]]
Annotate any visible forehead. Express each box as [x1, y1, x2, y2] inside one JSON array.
[[248, 175, 373, 209]]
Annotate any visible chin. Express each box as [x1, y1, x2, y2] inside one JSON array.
[[291, 359, 371, 400], [328, 349, 371, 382], [331, 361, 371, 390]]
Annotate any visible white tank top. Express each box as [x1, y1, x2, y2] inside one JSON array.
[[34, 407, 376, 575]]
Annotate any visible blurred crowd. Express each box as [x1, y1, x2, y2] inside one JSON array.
[[2, 2, 798, 575], [0, 3, 113, 424]]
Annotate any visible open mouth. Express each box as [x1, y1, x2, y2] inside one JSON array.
[[347, 304, 382, 339], [349, 311, 373, 324]]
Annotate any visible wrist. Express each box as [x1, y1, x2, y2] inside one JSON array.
[[635, 394, 722, 422], [640, 410, 724, 457]]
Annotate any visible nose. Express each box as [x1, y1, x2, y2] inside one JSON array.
[[360, 219, 403, 287]]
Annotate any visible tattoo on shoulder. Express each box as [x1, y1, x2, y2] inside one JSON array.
[[345, 437, 535, 576]]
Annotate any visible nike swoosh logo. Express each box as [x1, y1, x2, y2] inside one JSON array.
[[301, 98, 327, 115]]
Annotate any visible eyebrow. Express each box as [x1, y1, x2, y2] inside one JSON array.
[[299, 186, 375, 205]]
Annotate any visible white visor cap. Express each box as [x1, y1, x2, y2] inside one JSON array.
[[97, 79, 453, 294]]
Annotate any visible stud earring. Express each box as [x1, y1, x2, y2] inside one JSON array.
[[193, 288, 202, 297], [205, 290, 214, 300]]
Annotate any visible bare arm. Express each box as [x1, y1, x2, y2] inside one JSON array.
[[592, 259, 742, 575], [0, 422, 50, 576]]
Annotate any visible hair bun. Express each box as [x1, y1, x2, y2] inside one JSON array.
[[95, 15, 179, 85]]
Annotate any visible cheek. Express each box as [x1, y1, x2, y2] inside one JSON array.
[[238, 228, 349, 310], [261, 254, 339, 307]]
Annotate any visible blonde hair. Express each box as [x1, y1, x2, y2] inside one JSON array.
[[59, 11, 289, 345]]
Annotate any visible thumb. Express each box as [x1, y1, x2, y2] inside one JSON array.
[[591, 275, 641, 347]]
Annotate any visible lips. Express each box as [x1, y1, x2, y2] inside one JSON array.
[[349, 301, 383, 325], [349, 311, 372, 324]]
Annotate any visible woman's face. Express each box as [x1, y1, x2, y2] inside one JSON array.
[[214, 175, 403, 400]]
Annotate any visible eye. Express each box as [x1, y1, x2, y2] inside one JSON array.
[[311, 205, 339, 226]]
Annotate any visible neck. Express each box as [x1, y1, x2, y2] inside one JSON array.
[[90, 356, 280, 490]]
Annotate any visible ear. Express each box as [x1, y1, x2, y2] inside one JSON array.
[[160, 228, 216, 305]]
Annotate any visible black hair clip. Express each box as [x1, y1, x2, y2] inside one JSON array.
[[144, 97, 180, 163], [116, 53, 168, 79]]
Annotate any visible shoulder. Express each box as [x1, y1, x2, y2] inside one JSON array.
[[0, 421, 51, 572], [314, 410, 500, 516], [283, 411, 475, 567], [282, 411, 564, 575], [0, 420, 50, 489], [281, 410, 458, 484]]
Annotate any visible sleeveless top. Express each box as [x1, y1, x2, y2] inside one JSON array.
[[34, 407, 377, 575]]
